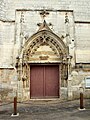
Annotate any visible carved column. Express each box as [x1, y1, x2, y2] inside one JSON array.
[[67, 75, 73, 100], [67, 55, 73, 100]]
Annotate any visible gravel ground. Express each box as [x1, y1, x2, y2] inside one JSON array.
[[0, 99, 90, 120]]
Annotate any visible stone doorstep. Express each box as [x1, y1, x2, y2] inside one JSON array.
[[20, 98, 68, 105]]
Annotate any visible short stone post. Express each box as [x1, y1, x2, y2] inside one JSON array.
[[14, 96, 17, 115], [11, 96, 19, 117], [78, 87, 85, 110], [80, 92, 84, 109], [0, 100, 2, 112]]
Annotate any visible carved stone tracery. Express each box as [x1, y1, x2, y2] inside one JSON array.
[[24, 31, 67, 59], [17, 20, 69, 88]]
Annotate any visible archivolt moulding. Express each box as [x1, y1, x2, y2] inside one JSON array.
[[23, 30, 68, 58]]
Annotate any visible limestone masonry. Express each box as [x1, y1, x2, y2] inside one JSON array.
[[0, 0, 90, 101]]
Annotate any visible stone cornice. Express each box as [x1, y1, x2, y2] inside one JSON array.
[[75, 21, 90, 24], [0, 19, 15, 23]]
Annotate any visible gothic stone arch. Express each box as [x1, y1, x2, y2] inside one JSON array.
[[17, 29, 68, 99]]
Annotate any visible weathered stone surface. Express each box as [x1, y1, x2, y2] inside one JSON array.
[[0, 0, 90, 21], [0, 1, 90, 101], [75, 23, 90, 63]]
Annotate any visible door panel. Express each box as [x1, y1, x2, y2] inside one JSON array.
[[45, 65, 59, 97], [30, 66, 44, 98], [30, 65, 59, 99]]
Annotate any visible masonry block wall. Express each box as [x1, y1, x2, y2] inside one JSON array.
[[0, 0, 90, 101]]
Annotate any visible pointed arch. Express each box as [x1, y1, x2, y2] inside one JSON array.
[[23, 30, 68, 61]]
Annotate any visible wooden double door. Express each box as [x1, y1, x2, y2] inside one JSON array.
[[30, 65, 59, 99]]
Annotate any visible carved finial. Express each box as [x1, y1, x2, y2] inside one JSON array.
[[37, 20, 52, 32], [40, 10, 49, 18]]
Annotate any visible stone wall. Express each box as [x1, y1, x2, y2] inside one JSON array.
[[1, 0, 90, 21], [0, 0, 90, 66], [0, 0, 90, 101], [0, 21, 15, 68], [75, 23, 90, 63], [0, 68, 17, 101], [0, 0, 7, 19]]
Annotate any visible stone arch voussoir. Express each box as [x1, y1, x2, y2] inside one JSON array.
[[23, 30, 68, 59]]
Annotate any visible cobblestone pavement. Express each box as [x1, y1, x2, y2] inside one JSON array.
[[0, 99, 90, 120]]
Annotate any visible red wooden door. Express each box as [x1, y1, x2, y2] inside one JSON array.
[[30, 65, 59, 99], [30, 66, 44, 98], [45, 66, 59, 98]]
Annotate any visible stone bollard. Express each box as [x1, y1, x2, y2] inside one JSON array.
[[11, 96, 19, 117], [79, 92, 85, 110], [0, 100, 2, 112], [80, 92, 84, 109], [14, 97, 17, 115]]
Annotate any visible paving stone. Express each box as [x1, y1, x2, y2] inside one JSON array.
[[0, 99, 90, 120]]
